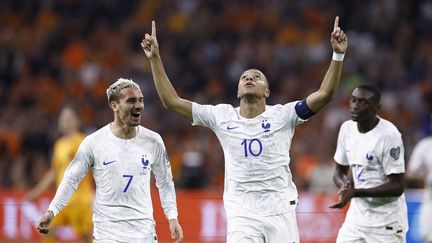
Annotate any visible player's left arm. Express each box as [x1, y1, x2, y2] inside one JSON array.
[[333, 163, 349, 188], [351, 173, 405, 198], [153, 149, 183, 242], [305, 16, 348, 114], [330, 173, 405, 209], [169, 219, 184, 243], [152, 138, 179, 221]]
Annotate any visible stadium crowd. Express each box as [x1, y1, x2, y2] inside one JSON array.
[[0, 0, 431, 191]]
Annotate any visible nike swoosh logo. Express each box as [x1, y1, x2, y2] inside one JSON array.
[[227, 126, 239, 130], [103, 160, 116, 165]]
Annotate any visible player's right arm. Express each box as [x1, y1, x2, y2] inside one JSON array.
[[37, 138, 92, 234], [333, 163, 349, 188], [142, 21, 193, 122]]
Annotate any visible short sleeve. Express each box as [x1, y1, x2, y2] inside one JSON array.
[[334, 123, 349, 166], [283, 101, 307, 127], [192, 102, 217, 128], [382, 133, 405, 175]]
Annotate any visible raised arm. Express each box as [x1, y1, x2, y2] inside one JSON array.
[[142, 21, 193, 121], [306, 16, 348, 113]]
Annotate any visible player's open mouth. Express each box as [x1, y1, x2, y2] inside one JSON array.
[[131, 113, 140, 118], [244, 82, 254, 87]]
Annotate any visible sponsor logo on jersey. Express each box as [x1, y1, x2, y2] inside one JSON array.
[[227, 125, 239, 130], [102, 160, 116, 165]]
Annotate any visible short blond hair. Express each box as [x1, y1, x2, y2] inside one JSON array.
[[106, 78, 141, 103]]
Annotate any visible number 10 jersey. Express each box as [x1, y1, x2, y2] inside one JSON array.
[[192, 102, 306, 217]]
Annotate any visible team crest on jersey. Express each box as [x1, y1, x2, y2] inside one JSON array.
[[366, 153, 373, 162], [140, 155, 150, 175], [390, 147, 400, 160], [261, 120, 271, 132]]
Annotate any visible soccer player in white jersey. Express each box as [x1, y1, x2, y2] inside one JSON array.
[[407, 118, 432, 243], [330, 83, 408, 243], [36, 78, 183, 243], [141, 17, 347, 242]]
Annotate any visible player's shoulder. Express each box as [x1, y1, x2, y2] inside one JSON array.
[[261, 103, 296, 114], [214, 103, 235, 111], [377, 118, 401, 136], [137, 125, 163, 143], [86, 124, 109, 138], [193, 102, 235, 115], [81, 124, 110, 146], [339, 120, 356, 130]]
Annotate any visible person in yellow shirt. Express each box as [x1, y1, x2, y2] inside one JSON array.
[[26, 105, 94, 243]]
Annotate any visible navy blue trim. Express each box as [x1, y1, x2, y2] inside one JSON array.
[[295, 99, 315, 119]]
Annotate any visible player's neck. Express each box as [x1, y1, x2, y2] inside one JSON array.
[[110, 122, 137, 139], [239, 99, 266, 118], [357, 116, 379, 133]]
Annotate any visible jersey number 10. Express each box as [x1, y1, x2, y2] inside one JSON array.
[[241, 139, 263, 157]]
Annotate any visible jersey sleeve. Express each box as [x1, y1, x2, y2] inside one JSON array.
[[283, 101, 307, 127], [334, 123, 349, 166], [48, 137, 93, 216], [151, 135, 178, 220], [382, 132, 405, 175], [191, 102, 218, 129], [294, 99, 315, 120]]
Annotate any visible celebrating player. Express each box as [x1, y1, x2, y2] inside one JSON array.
[[142, 17, 347, 242], [36, 78, 183, 242]]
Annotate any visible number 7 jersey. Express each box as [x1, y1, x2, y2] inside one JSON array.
[[48, 124, 178, 241], [192, 102, 306, 217]]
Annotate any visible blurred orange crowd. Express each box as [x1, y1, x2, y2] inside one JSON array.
[[0, 0, 431, 191]]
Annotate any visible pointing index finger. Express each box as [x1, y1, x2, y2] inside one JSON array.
[[334, 16, 339, 31], [152, 20, 156, 37]]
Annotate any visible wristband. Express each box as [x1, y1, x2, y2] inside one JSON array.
[[332, 52, 345, 62]]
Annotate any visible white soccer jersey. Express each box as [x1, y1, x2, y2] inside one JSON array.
[[408, 136, 432, 242], [408, 136, 432, 189], [334, 118, 408, 231], [48, 124, 178, 241], [192, 102, 306, 217]]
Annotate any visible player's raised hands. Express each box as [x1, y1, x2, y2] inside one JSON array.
[[36, 210, 54, 234], [141, 21, 159, 59], [331, 16, 348, 54]]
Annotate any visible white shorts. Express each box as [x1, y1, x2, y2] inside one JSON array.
[[336, 222, 406, 243], [227, 211, 299, 243], [93, 234, 157, 243]]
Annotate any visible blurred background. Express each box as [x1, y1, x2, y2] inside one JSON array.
[[0, 0, 431, 242]]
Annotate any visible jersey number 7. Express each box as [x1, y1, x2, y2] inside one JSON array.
[[123, 174, 134, 192]]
